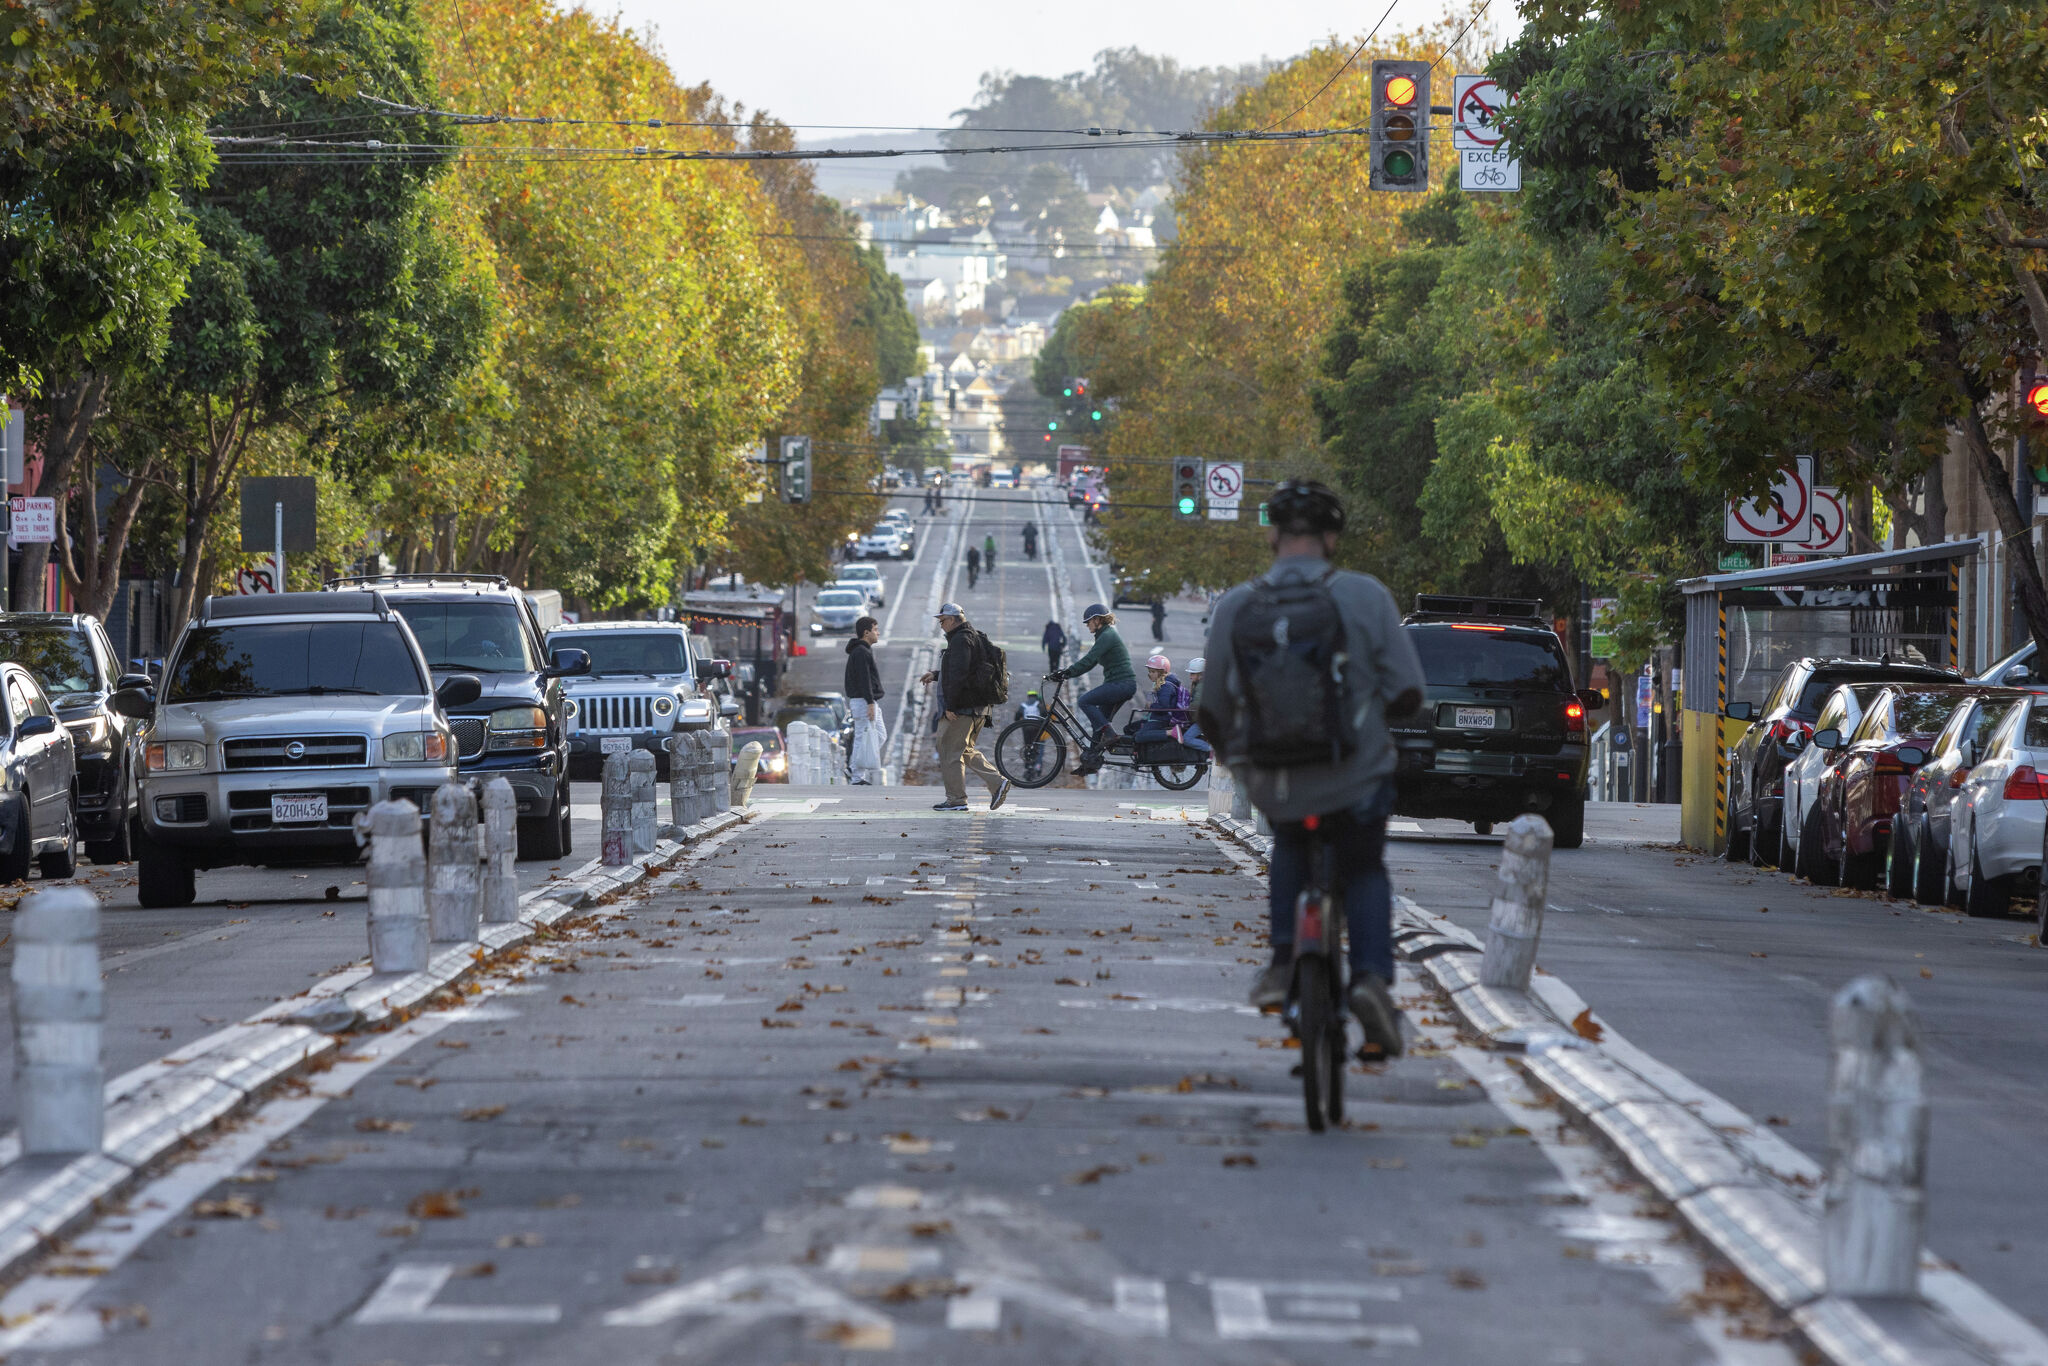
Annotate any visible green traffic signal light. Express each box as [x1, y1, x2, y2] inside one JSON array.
[[1177, 496, 1197, 515], [1063, 387, 1073, 397], [1047, 420, 1058, 431], [1090, 409, 1102, 420], [1385, 149, 1415, 178]]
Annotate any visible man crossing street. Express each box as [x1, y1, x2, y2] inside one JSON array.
[[918, 603, 1010, 812]]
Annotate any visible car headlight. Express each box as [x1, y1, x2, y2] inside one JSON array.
[[383, 731, 450, 763], [487, 705, 547, 751], [65, 715, 110, 750], [145, 740, 205, 772], [765, 753, 788, 772], [653, 696, 676, 716]]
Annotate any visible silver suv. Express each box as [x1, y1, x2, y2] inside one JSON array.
[[110, 592, 480, 908], [544, 622, 717, 779]]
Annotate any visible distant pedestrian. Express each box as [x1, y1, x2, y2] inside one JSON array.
[[844, 616, 885, 785], [983, 533, 997, 573], [923, 487, 935, 515], [1022, 523, 1038, 559], [966, 545, 981, 589], [1150, 599, 1166, 641], [1042, 619, 1067, 676], [1049, 603, 1134, 776], [917, 603, 1011, 812]]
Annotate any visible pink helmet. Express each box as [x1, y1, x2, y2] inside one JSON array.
[[1146, 653, 1172, 672]]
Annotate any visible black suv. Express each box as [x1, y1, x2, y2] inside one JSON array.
[[1723, 655, 1961, 864], [1391, 596, 1596, 848], [327, 575, 588, 859], [0, 612, 150, 863]]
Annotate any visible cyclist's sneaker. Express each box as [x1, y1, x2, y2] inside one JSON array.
[[1073, 751, 1104, 777], [1347, 973, 1405, 1058], [1248, 959, 1291, 1009]]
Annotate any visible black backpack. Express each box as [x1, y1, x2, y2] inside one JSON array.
[[956, 629, 1010, 709], [1228, 567, 1355, 767]]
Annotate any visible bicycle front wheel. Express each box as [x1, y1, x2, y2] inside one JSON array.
[[1297, 959, 1337, 1133], [993, 719, 1066, 787]]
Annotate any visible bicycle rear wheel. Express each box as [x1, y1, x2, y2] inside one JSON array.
[[1152, 760, 1206, 791], [993, 719, 1066, 787], [1297, 958, 1337, 1133]]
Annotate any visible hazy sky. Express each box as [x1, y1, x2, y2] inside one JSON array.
[[601, 0, 1498, 130]]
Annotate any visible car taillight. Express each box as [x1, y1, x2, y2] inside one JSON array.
[[2004, 765, 2048, 799], [1564, 699, 1585, 733], [1873, 748, 1919, 776]]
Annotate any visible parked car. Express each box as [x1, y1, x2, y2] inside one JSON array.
[[1725, 656, 1962, 864], [729, 725, 787, 782], [857, 525, 912, 560], [1393, 596, 1595, 847], [0, 661, 78, 883], [834, 562, 887, 606], [1807, 685, 1984, 890], [110, 592, 474, 908], [328, 574, 587, 860], [810, 588, 867, 636], [1781, 682, 1893, 877], [1894, 691, 2024, 903], [0, 612, 149, 863], [1947, 695, 2048, 916], [544, 622, 717, 780], [1973, 639, 2040, 686], [882, 508, 912, 529]]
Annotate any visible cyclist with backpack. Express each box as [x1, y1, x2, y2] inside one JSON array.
[[918, 602, 1012, 812], [1049, 603, 1135, 776], [1196, 480, 1425, 1057]]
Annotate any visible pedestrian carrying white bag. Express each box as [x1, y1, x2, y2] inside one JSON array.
[[852, 713, 885, 772]]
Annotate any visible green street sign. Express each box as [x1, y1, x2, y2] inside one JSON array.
[[1718, 550, 1754, 572]]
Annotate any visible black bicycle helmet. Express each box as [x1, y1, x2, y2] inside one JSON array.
[[1266, 478, 1347, 535]]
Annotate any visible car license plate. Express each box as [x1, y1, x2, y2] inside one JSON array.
[[1454, 706, 1499, 730], [601, 736, 632, 756], [271, 793, 327, 824]]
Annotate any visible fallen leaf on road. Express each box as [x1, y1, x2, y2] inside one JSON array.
[[380, 1222, 418, 1237], [461, 1105, 506, 1122], [1571, 1009, 1604, 1042], [1448, 1268, 1487, 1290], [775, 998, 804, 1012], [876, 1277, 963, 1303], [814, 1320, 895, 1349], [193, 1197, 262, 1219], [436, 1040, 470, 1050], [406, 1190, 467, 1219], [560, 994, 587, 1007], [811, 896, 831, 904], [354, 1117, 412, 1133], [497, 1232, 543, 1248], [1368, 1157, 1406, 1170], [1450, 1134, 1488, 1148], [1177, 1073, 1240, 1092], [738, 1116, 766, 1126], [1221, 1153, 1257, 1168], [701, 1137, 726, 1148], [909, 1220, 953, 1238], [451, 1262, 495, 1279], [954, 1107, 1013, 1122], [1054, 977, 1084, 986], [1919, 967, 1933, 978], [1065, 1164, 1128, 1185], [762, 1018, 798, 1029]]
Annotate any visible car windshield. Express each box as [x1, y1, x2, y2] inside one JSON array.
[[1890, 692, 1967, 736], [0, 627, 97, 697], [839, 567, 879, 580], [165, 622, 424, 701], [818, 592, 864, 608], [733, 729, 783, 754], [869, 526, 898, 537], [391, 601, 538, 673], [1411, 629, 1571, 692], [548, 633, 688, 676], [1797, 668, 1949, 715], [2024, 706, 2048, 750]]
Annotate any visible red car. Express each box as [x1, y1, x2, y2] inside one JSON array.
[[1813, 685, 1989, 889], [729, 726, 787, 783]]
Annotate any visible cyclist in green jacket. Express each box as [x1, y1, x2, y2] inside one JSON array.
[[1050, 604, 1135, 775]]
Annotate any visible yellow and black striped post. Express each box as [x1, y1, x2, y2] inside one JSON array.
[[1948, 561, 1960, 669], [1715, 598, 1729, 849]]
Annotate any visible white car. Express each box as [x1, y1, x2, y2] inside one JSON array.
[[855, 527, 902, 560], [1782, 681, 1891, 875], [834, 562, 886, 606], [882, 508, 912, 527], [810, 589, 868, 636], [1946, 695, 2048, 917]]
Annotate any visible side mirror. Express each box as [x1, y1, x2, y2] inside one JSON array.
[[17, 715, 57, 739], [544, 648, 591, 678], [115, 673, 153, 692], [1812, 727, 1843, 751], [1724, 701, 1758, 722], [1896, 746, 1928, 767], [708, 659, 734, 680], [107, 687, 154, 720], [718, 697, 740, 720], [1781, 730, 1808, 753], [1577, 688, 1604, 713], [2003, 666, 2033, 686], [1960, 740, 1978, 768], [436, 674, 484, 709]]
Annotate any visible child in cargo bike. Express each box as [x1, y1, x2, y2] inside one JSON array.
[[1124, 653, 1192, 748]]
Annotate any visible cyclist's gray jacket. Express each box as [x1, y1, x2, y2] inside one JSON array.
[[1196, 555, 1424, 822]]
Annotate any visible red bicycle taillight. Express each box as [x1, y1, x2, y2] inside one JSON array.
[[2004, 764, 2048, 800], [1564, 699, 1585, 733]]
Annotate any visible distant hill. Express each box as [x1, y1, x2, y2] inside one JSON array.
[[798, 132, 948, 207]]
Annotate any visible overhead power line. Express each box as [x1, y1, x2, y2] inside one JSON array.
[[1256, 0, 1403, 133]]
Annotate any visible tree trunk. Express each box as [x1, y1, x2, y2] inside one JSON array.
[[1949, 364, 2048, 654], [1923, 455, 1947, 544], [17, 373, 111, 610]]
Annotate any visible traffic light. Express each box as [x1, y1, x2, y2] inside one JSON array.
[[2029, 379, 2048, 420], [1172, 458, 1201, 521], [1370, 60, 1430, 192], [778, 435, 811, 504]]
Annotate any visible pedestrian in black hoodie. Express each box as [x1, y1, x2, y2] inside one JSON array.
[[844, 616, 885, 784]]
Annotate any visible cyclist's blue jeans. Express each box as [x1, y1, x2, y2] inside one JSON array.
[[1267, 782, 1395, 983], [1078, 679, 1136, 740]]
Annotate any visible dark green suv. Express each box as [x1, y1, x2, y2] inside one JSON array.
[[1390, 596, 1595, 848]]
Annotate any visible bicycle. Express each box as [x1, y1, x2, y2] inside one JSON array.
[[990, 676, 1209, 790], [1283, 813, 1347, 1133]]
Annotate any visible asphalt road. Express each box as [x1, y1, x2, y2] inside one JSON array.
[[0, 781, 616, 1135], [0, 789, 1783, 1365]]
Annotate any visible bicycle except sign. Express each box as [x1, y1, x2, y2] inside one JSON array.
[[1452, 74, 1520, 192], [1204, 460, 1243, 521]]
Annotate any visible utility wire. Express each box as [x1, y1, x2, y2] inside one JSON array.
[[1255, 0, 1403, 133]]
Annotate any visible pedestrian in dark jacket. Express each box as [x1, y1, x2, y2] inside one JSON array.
[[1150, 599, 1166, 641], [966, 545, 981, 589], [844, 617, 885, 784], [916, 603, 1010, 811], [1042, 619, 1067, 675]]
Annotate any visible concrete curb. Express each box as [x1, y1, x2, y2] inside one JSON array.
[[1203, 813, 2026, 1366], [0, 805, 756, 1285]]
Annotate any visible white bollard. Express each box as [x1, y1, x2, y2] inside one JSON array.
[[732, 740, 764, 807], [1480, 813, 1554, 990], [707, 726, 732, 812], [601, 749, 632, 866], [786, 722, 809, 785], [666, 734, 693, 829], [628, 748, 658, 853], [12, 888, 103, 1155], [1824, 976, 1927, 1298], [360, 798, 428, 973], [480, 777, 519, 924], [428, 782, 482, 943]]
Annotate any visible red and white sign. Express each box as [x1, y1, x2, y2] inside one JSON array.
[[8, 496, 54, 544], [234, 565, 277, 595], [1723, 456, 1815, 544], [1453, 76, 1508, 149], [1791, 486, 1847, 555]]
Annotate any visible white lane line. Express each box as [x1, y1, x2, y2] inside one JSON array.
[[354, 1263, 562, 1324]]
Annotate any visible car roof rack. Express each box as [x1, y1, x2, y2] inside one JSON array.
[[1407, 594, 1547, 625], [200, 591, 391, 622], [325, 573, 511, 590]]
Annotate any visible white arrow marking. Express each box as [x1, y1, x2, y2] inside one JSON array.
[[1208, 1279, 1417, 1345], [602, 1265, 892, 1334], [945, 1273, 1168, 1336], [353, 1264, 562, 1325]]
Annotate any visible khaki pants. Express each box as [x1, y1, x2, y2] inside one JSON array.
[[936, 711, 1003, 804]]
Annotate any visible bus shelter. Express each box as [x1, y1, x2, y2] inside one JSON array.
[[1677, 541, 1980, 852], [681, 597, 786, 724]]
